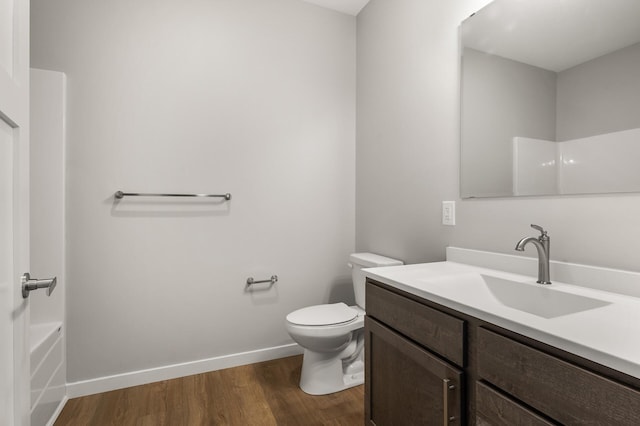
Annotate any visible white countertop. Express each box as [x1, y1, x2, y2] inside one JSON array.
[[363, 248, 640, 379]]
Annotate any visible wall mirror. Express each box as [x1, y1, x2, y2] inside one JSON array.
[[460, 0, 640, 198]]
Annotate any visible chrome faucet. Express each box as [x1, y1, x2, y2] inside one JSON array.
[[515, 224, 551, 284]]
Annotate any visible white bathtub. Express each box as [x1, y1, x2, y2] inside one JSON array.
[[30, 322, 66, 426]]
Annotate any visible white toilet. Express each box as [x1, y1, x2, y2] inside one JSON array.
[[285, 253, 403, 395]]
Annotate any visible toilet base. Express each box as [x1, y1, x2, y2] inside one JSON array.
[[299, 343, 364, 395]]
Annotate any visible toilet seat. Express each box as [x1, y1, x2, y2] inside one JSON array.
[[286, 303, 357, 327]]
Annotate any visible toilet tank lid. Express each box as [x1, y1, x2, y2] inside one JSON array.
[[349, 252, 403, 268], [286, 303, 357, 326]]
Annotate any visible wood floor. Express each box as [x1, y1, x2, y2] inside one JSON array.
[[55, 355, 364, 426]]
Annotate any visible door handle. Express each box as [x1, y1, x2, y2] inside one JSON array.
[[443, 378, 456, 424], [22, 272, 57, 298]]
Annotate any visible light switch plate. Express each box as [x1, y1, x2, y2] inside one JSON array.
[[442, 201, 456, 226]]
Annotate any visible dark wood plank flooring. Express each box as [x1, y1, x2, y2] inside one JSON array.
[[55, 355, 364, 425]]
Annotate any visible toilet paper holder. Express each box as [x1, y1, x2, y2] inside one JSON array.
[[246, 275, 278, 286]]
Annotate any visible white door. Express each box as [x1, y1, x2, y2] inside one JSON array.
[[1, 0, 31, 424]]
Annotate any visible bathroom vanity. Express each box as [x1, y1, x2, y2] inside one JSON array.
[[363, 248, 640, 425]]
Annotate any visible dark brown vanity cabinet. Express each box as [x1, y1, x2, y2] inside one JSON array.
[[365, 280, 640, 426]]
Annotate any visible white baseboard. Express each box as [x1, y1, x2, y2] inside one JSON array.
[[46, 395, 68, 426], [67, 343, 303, 398]]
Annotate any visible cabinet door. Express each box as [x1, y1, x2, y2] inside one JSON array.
[[365, 317, 463, 426]]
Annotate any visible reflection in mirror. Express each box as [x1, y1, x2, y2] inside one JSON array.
[[460, 0, 640, 198]]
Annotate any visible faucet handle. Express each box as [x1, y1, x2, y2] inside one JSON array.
[[530, 224, 548, 237]]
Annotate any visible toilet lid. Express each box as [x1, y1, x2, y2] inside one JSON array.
[[287, 303, 358, 326]]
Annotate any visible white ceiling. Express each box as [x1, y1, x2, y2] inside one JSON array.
[[463, 0, 640, 72], [301, 0, 370, 16]]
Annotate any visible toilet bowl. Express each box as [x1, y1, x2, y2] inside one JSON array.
[[285, 253, 403, 395]]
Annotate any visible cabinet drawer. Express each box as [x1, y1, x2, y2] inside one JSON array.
[[478, 327, 640, 425], [366, 281, 465, 366], [476, 382, 555, 426]]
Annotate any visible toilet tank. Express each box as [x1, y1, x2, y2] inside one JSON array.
[[349, 253, 403, 309]]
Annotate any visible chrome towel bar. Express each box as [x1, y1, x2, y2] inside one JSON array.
[[115, 191, 231, 200], [246, 275, 278, 286]]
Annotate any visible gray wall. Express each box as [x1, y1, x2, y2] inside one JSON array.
[[31, 0, 356, 383], [356, 0, 640, 273]]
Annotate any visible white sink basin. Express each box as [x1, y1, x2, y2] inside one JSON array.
[[423, 273, 610, 318]]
